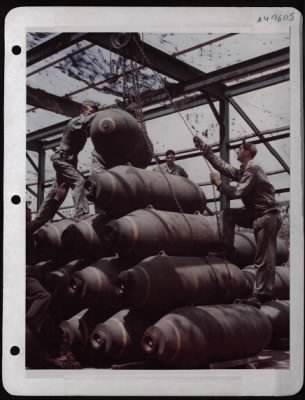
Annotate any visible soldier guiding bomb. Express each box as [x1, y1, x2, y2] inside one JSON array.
[[36, 100, 100, 220], [193, 135, 282, 308]]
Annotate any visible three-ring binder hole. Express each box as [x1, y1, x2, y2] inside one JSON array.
[[10, 346, 20, 355], [12, 45, 21, 55], [11, 195, 21, 204]]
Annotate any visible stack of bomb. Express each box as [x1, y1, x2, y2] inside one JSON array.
[[33, 213, 115, 265], [76, 166, 290, 367], [27, 108, 290, 369]]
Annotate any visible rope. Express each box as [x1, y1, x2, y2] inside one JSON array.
[[118, 34, 234, 287], [121, 38, 192, 229], [130, 34, 234, 289], [131, 36, 220, 211]]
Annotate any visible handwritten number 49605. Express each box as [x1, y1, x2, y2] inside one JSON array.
[[257, 13, 295, 23]]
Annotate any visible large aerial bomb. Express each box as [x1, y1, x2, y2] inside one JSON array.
[[43, 259, 88, 294], [116, 254, 249, 313], [61, 213, 114, 262], [90, 108, 153, 168], [85, 165, 206, 218], [26, 260, 55, 283], [242, 265, 290, 300], [59, 309, 89, 353], [104, 209, 221, 261], [261, 300, 289, 349], [104, 208, 289, 265], [33, 218, 78, 263], [142, 304, 272, 368], [232, 232, 289, 268], [59, 307, 115, 355], [67, 256, 131, 310], [90, 309, 156, 363]]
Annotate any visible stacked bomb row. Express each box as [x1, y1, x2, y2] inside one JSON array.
[[32, 253, 289, 368], [33, 165, 289, 267], [30, 129, 290, 367], [29, 225, 290, 369]]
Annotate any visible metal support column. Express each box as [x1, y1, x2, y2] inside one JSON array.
[[37, 149, 46, 211], [219, 99, 230, 210]]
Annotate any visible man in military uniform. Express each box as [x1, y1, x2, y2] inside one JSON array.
[[36, 100, 99, 220], [194, 136, 282, 308], [154, 149, 189, 178]]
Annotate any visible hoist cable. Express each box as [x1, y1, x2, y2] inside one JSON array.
[[129, 34, 233, 284]]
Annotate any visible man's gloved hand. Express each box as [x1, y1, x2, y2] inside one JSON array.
[[193, 136, 210, 154], [210, 172, 222, 188]]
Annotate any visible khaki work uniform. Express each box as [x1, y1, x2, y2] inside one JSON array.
[[37, 113, 95, 219], [204, 147, 282, 299], [154, 163, 189, 178]]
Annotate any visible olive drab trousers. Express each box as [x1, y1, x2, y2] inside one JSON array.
[[36, 156, 89, 219], [90, 150, 107, 214], [221, 208, 282, 298]]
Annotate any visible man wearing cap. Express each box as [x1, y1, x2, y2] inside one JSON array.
[[36, 100, 99, 220], [154, 149, 189, 178], [194, 136, 282, 308]]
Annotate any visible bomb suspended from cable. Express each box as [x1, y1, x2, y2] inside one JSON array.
[[116, 254, 249, 313], [142, 304, 272, 368], [90, 108, 153, 169], [85, 165, 207, 218]]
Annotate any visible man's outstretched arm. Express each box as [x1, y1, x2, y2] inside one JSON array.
[[194, 136, 241, 181]]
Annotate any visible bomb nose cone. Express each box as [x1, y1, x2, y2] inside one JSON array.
[[68, 276, 82, 297], [91, 332, 105, 351], [104, 224, 119, 243], [115, 271, 133, 298], [98, 117, 116, 134], [142, 334, 157, 354], [84, 177, 96, 201]]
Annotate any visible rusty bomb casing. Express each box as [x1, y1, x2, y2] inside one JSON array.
[[261, 300, 289, 349], [104, 210, 221, 261], [67, 256, 131, 310], [85, 165, 206, 218], [242, 265, 289, 300], [142, 304, 272, 368], [33, 218, 78, 263], [90, 108, 153, 168], [61, 213, 114, 262], [90, 309, 156, 362], [116, 254, 249, 313]]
